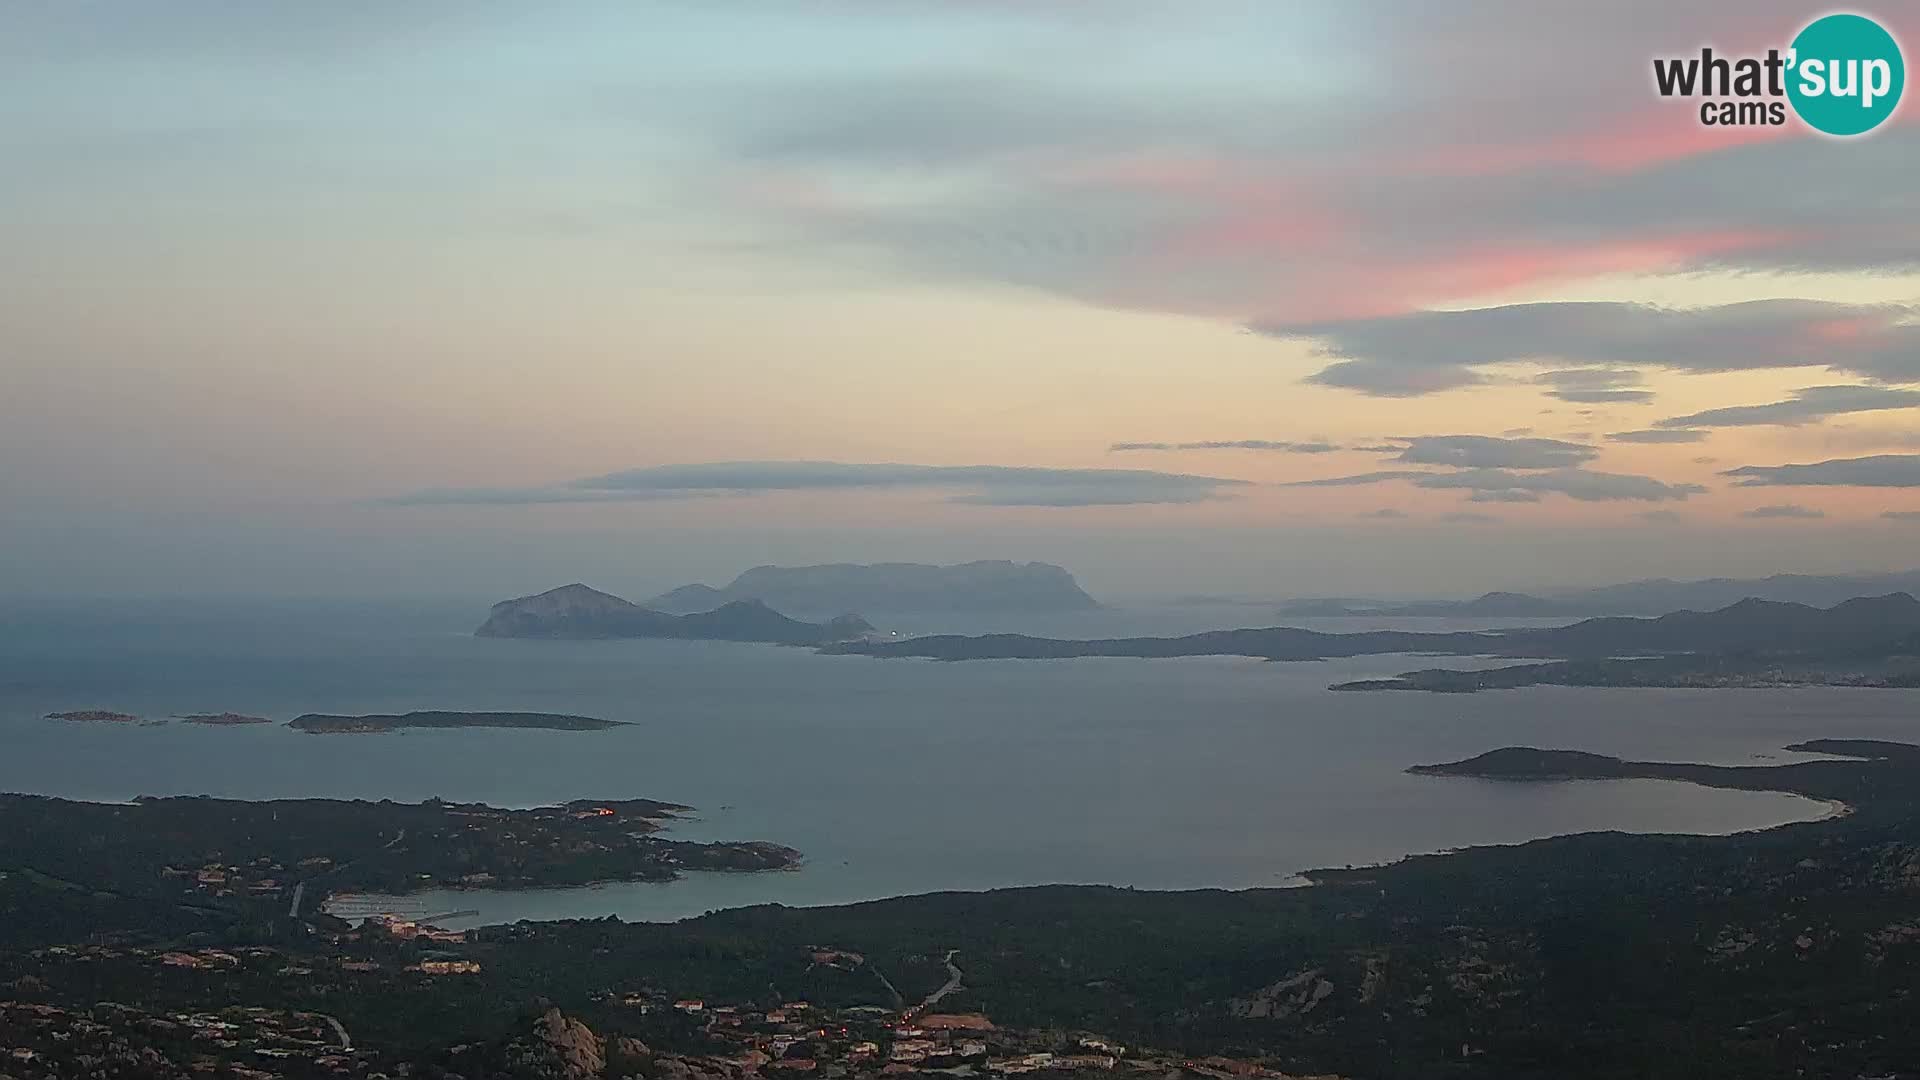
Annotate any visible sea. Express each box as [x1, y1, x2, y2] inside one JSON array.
[[3, 595, 1912, 927]]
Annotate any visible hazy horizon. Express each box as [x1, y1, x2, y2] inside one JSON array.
[[7, 2, 1920, 600]]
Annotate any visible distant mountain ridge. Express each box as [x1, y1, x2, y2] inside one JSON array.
[[1512, 592, 1920, 657], [1279, 569, 1920, 617], [1568, 571, 1920, 613], [1279, 591, 1565, 618], [647, 560, 1098, 614], [476, 584, 872, 644], [826, 592, 1920, 662]]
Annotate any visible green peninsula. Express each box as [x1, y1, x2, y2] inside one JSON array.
[[0, 792, 794, 905]]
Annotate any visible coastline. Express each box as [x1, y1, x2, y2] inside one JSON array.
[[1292, 778, 1843, 888], [1812, 796, 1856, 821], [320, 774, 1831, 929]]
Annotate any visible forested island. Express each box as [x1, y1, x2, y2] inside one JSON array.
[[44, 709, 140, 724], [1402, 738, 1908, 798], [177, 712, 272, 725], [289, 710, 627, 734]]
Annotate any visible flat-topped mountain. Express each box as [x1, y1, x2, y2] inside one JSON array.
[[648, 560, 1098, 615], [476, 583, 872, 645]]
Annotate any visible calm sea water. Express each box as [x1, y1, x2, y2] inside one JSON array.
[[2, 597, 1911, 925]]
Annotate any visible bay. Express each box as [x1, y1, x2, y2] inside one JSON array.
[[1, 597, 1902, 925]]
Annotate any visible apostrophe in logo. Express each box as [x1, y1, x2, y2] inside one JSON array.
[[1652, 11, 1905, 137], [1787, 13, 1904, 135]]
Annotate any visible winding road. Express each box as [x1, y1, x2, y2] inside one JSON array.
[[916, 950, 965, 1012], [291, 828, 405, 921]]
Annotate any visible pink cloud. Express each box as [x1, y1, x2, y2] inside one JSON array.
[[1417, 107, 1800, 176], [1255, 228, 1793, 323], [724, 5, 1920, 330]]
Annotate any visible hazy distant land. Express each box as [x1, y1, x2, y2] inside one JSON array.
[[830, 592, 1920, 656], [1280, 568, 1920, 618], [34, 709, 623, 734], [477, 583, 873, 644], [649, 560, 1099, 615], [1333, 655, 1920, 694]]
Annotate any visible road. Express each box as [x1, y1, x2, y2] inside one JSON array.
[[291, 827, 403, 922], [916, 950, 965, 1012], [321, 1015, 351, 1050], [867, 962, 905, 1008]]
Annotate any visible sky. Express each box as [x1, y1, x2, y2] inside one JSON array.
[[4, 1, 1920, 601]]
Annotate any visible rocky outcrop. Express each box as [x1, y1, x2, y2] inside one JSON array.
[[536, 1007, 606, 1079], [476, 584, 681, 639], [1229, 968, 1336, 1020], [512, 1010, 757, 1080]]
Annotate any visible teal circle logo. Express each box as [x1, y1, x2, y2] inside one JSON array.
[[1787, 13, 1905, 136]]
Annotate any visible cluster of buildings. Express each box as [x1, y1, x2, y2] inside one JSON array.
[[0, 998, 364, 1078], [31, 938, 481, 985], [360, 914, 469, 945], [36, 943, 277, 973], [163, 856, 291, 901], [158, 949, 242, 970], [408, 958, 482, 976], [599, 977, 1316, 1079], [6, 939, 1342, 1080]]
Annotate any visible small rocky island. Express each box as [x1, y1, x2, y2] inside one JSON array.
[[45, 710, 140, 724], [176, 712, 273, 725], [289, 710, 627, 734]]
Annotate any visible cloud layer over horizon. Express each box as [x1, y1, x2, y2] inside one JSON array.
[[1259, 301, 1920, 398], [393, 461, 1253, 508]]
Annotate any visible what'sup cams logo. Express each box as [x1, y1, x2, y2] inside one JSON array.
[[1654, 12, 1905, 135]]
